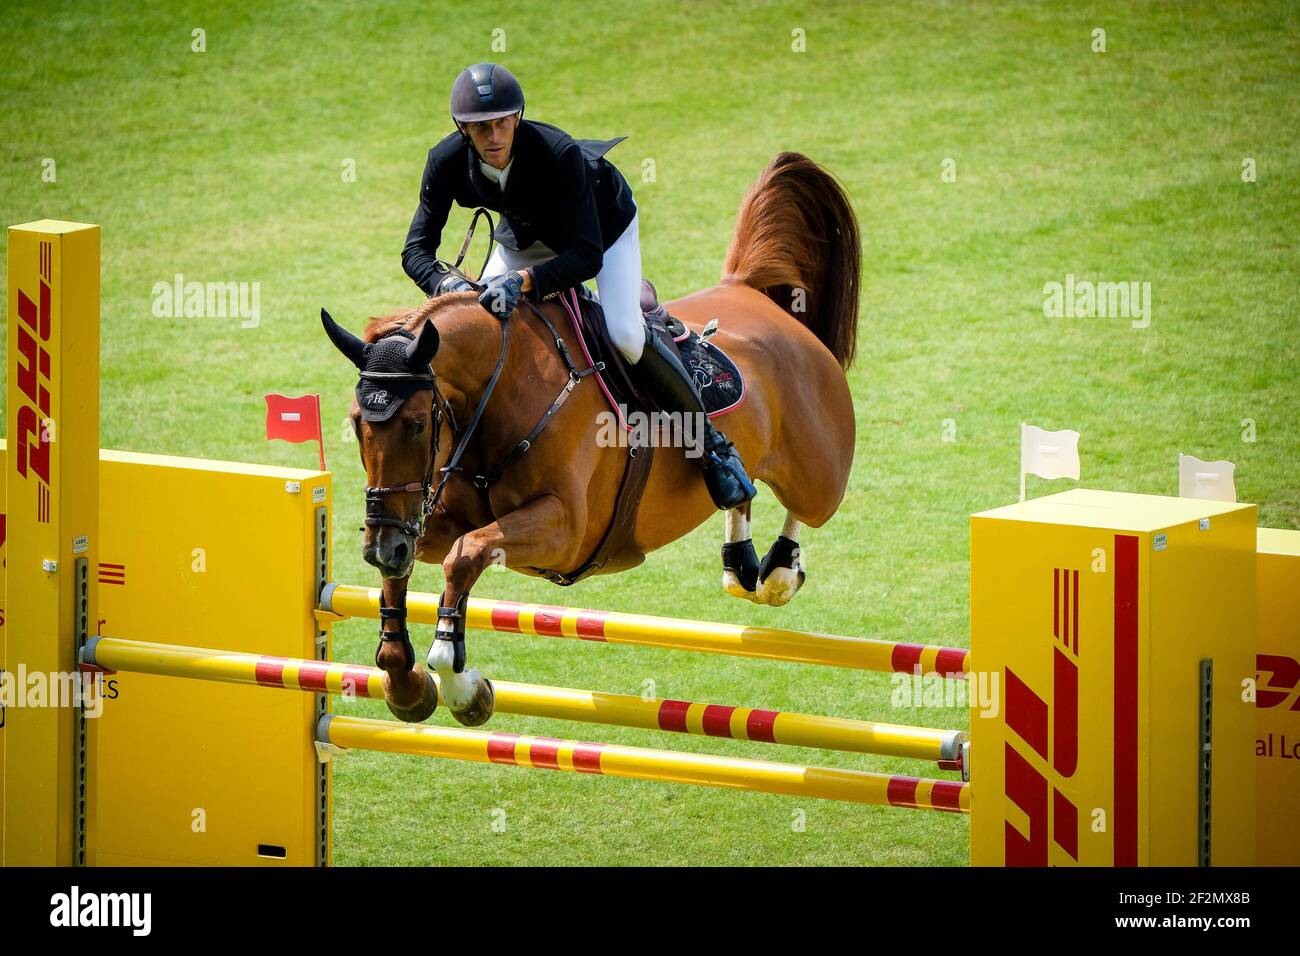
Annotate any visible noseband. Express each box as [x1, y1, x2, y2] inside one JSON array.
[[360, 366, 447, 541]]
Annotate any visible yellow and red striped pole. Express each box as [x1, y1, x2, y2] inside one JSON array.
[[319, 583, 971, 677], [317, 714, 971, 813], [80, 636, 966, 766]]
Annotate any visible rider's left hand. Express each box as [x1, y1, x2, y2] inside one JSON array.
[[479, 270, 525, 320]]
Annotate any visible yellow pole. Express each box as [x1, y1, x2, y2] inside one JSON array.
[[84, 636, 386, 699], [320, 583, 971, 677], [317, 714, 971, 813], [81, 637, 965, 764]]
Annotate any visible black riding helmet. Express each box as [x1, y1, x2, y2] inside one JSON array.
[[450, 63, 525, 126]]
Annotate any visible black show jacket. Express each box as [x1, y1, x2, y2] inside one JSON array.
[[402, 119, 637, 300]]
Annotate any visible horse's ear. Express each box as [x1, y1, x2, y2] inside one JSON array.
[[321, 308, 367, 369], [406, 320, 440, 370]]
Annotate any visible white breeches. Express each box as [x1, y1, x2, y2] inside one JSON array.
[[481, 210, 645, 364]]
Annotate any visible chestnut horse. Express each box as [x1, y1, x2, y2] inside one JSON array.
[[323, 151, 859, 725]]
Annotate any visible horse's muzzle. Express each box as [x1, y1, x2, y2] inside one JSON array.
[[363, 526, 416, 579]]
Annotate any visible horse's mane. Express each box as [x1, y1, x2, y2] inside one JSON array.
[[361, 291, 480, 343]]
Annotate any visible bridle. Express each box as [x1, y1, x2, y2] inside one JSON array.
[[362, 298, 598, 543], [360, 312, 510, 542], [360, 364, 453, 540]]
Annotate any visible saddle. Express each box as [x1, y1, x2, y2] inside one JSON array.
[[527, 280, 745, 587], [563, 279, 745, 423]]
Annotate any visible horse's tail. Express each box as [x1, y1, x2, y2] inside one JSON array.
[[722, 151, 860, 369]]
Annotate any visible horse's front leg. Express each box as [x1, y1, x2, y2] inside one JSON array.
[[429, 492, 583, 726], [375, 514, 471, 724]]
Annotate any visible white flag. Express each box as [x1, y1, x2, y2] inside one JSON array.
[[1178, 454, 1237, 502], [1020, 424, 1081, 501]]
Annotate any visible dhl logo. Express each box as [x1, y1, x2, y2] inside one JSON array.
[[999, 536, 1143, 866], [1257, 655, 1300, 711], [1000, 564, 1084, 865], [13, 239, 55, 521]]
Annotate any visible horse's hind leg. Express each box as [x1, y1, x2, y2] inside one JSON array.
[[721, 502, 762, 603], [721, 502, 806, 607], [721, 502, 805, 606], [755, 512, 805, 607]]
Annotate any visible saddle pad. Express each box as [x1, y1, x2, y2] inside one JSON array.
[[557, 288, 745, 429], [684, 333, 744, 415]]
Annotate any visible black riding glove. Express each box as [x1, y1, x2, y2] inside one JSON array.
[[478, 270, 525, 320], [436, 272, 474, 296]]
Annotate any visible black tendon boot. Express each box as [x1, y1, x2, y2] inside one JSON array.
[[635, 326, 757, 509]]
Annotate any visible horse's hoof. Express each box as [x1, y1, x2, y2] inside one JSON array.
[[449, 674, 495, 727], [723, 571, 763, 604], [383, 665, 439, 723], [756, 536, 805, 606], [755, 566, 806, 606]]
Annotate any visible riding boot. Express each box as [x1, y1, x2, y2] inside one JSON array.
[[634, 326, 757, 510]]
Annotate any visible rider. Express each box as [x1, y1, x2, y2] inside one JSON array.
[[402, 62, 756, 511]]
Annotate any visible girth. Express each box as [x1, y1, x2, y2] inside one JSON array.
[[498, 298, 655, 586], [526, 438, 654, 586]]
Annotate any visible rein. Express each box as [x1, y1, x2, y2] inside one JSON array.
[[432, 206, 497, 290]]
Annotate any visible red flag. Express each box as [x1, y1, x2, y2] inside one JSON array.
[[265, 393, 325, 471]]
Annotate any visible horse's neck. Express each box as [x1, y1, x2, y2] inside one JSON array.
[[430, 305, 495, 414], [430, 300, 560, 463]]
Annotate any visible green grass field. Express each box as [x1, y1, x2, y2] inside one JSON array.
[[2, 1, 1296, 865]]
